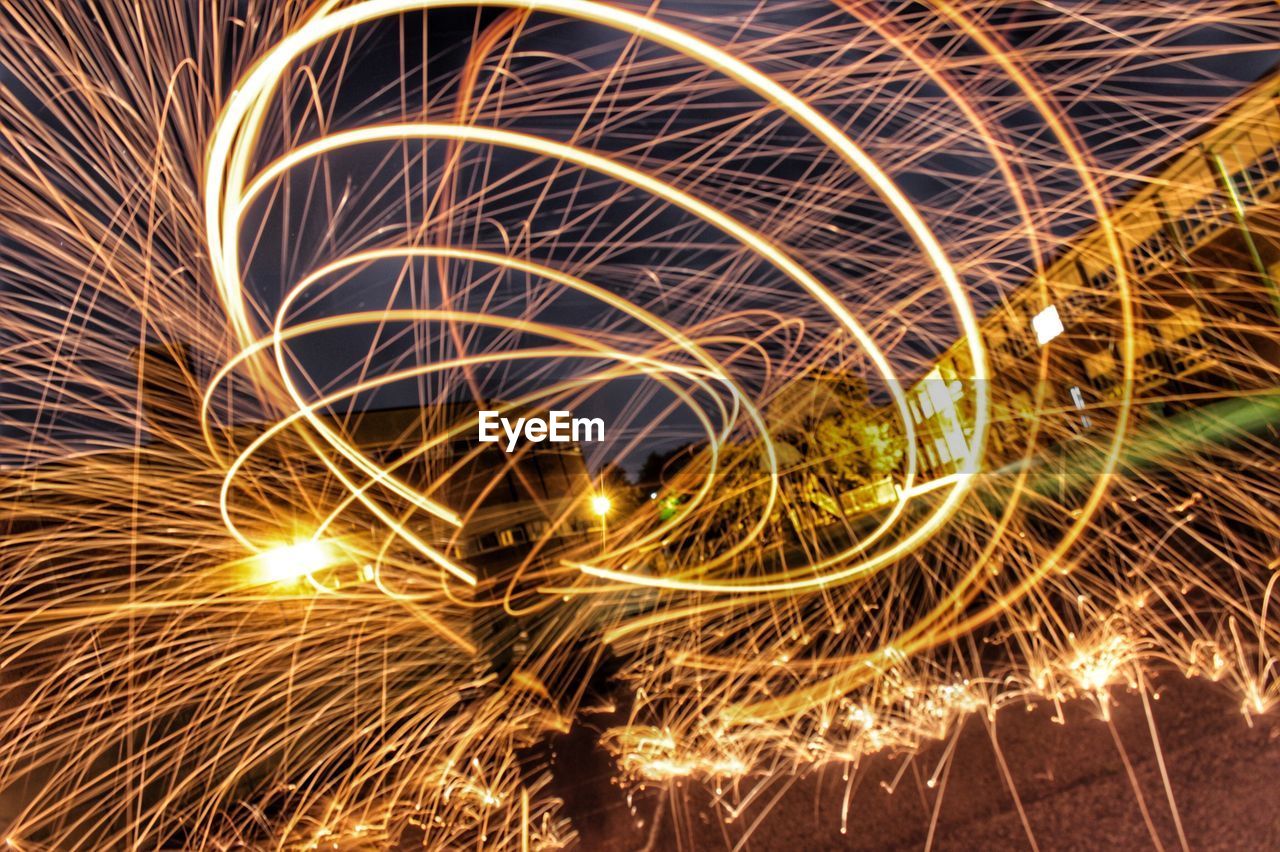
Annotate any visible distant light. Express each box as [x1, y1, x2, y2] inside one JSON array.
[[649, 492, 658, 500], [590, 494, 612, 516], [1032, 304, 1064, 346], [252, 539, 336, 585], [1070, 385, 1092, 428]]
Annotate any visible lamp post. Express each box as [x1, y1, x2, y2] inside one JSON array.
[[591, 493, 611, 545]]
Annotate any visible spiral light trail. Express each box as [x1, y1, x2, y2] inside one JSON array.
[[1, 1, 1279, 848]]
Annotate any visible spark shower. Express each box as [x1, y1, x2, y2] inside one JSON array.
[[1, 1, 1279, 848]]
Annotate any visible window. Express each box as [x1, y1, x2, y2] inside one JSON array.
[[1070, 385, 1092, 428], [1032, 304, 1064, 346]]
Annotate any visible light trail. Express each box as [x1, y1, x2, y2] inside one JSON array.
[[1, 1, 1278, 847]]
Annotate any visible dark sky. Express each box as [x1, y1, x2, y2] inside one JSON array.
[[242, 3, 1280, 473], [12, 2, 1272, 470]]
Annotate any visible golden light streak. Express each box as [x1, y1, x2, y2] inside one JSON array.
[[2, 1, 1278, 847]]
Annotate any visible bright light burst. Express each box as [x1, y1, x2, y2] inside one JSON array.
[[1, 0, 1279, 848], [251, 538, 341, 586]]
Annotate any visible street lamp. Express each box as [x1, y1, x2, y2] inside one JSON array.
[[590, 494, 612, 517]]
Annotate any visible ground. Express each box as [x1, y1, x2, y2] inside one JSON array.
[[553, 675, 1280, 851]]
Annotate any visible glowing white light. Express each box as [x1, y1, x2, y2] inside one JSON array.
[[253, 539, 336, 585], [590, 494, 612, 516], [1032, 304, 1064, 346]]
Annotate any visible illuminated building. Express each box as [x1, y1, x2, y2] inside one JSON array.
[[899, 71, 1280, 486]]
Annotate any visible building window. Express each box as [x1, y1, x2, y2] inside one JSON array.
[[1069, 385, 1092, 429], [924, 445, 939, 469], [1032, 304, 1065, 346]]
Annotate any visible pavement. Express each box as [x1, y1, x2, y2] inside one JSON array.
[[557, 675, 1280, 851], [6, 663, 1276, 850]]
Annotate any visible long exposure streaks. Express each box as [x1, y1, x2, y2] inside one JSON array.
[[1, 1, 1279, 848]]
